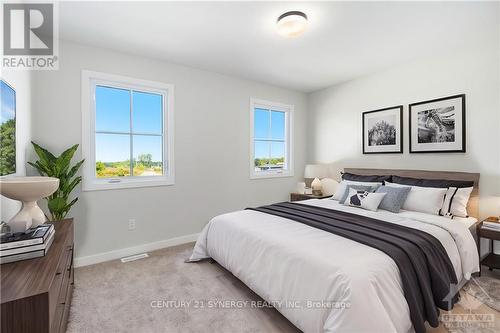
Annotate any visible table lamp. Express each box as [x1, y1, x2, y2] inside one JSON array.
[[304, 164, 327, 195]]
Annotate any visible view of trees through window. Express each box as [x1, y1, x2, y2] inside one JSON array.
[[95, 86, 164, 178], [0, 80, 16, 176], [253, 107, 286, 172]]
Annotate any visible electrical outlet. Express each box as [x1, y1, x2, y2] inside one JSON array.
[[128, 219, 136, 231]]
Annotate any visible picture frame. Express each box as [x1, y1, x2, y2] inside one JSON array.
[[0, 79, 16, 176], [409, 94, 465, 153], [362, 105, 403, 154]]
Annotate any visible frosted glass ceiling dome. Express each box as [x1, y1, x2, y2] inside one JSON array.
[[276, 11, 307, 37]]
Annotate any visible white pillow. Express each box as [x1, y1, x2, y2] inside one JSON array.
[[320, 178, 339, 196], [441, 187, 456, 216], [449, 187, 473, 217], [385, 182, 447, 215], [343, 188, 386, 212], [332, 180, 383, 201]]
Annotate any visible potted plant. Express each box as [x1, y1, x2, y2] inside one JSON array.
[[28, 142, 84, 221]]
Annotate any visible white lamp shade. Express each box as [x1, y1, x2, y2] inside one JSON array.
[[304, 164, 328, 179]]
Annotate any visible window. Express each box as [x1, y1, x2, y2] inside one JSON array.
[[82, 71, 174, 190], [250, 98, 293, 179]]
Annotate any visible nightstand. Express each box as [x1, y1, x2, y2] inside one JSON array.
[[290, 193, 332, 202], [478, 216, 500, 274]]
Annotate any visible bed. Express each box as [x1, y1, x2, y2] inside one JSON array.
[[189, 168, 481, 333]]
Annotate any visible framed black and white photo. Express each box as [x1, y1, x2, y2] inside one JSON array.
[[409, 94, 465, 153], [362, 106, 403, 154]]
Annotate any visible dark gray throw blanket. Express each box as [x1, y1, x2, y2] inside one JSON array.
[[247, 202, 459, 333]]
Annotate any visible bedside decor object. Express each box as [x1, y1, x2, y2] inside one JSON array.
[[0, 80, 16, 176], [362, 105, 403, 154], [296, 182, 306, 194], [28, 142, 84, 221], [409, 94, 465, 153], [311, 177, 322, 195], [304, 164, 327, 187], [0, 177, 59, 232]]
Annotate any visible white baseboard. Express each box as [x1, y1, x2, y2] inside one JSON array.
[[74, 233, 199, 267]]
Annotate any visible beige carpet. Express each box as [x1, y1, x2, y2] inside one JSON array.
[[67, 243, 299, 333], [67, 243, 499, 333]]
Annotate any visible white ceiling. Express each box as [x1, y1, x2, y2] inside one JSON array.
[[60, 1, 498, 92]]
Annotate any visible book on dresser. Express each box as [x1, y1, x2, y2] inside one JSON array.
[[482, 221, 500, 231], [0, 224, 55, 264], [1, 223, 54, 249]]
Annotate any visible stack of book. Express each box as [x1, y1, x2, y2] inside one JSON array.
[[0, 224, 55, 264], [482, 220, 500, 232]]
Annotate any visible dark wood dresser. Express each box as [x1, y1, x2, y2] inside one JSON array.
[[1, 219, 74, 333]]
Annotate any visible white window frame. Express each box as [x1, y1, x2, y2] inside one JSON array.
[[81, 70, 174, 191], [249, 98, 294, 179]]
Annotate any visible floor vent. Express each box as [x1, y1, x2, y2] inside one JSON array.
[[120, 253, 149, 263]]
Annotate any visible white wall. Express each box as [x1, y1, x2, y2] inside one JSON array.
[[307, 44, 500, 218], [31, 41, 308, 261], [1, 71, 32, 222]]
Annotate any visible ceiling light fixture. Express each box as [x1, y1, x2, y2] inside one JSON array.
[[276, 11, 308, 38]]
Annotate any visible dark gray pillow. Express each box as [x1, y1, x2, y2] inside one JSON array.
[[376, 186, 411, 213], [340, 185, 380, 203], [342, 172, 392, 183], [391, 175, 473, 188]]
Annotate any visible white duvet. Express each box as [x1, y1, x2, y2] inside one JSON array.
[[189, 199, 479, 333]]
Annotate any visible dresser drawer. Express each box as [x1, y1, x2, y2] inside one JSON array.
[[49, 240, 73, 328], [59, 281, 74, 333], [48, 269, 64, 327], [58, 247, 73, 305], [50, 303, 65, 333]]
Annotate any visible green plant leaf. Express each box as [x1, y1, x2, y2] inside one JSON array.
[[47, 197, 66, 214], [27, 161, 48, 176], [63, 198, 78, 216], [29, 142, 82, 221], [67, 159, 84, 179], [31, 141, 56, 169], [56, 144, 79, 175], [61, 176, 81, 197]]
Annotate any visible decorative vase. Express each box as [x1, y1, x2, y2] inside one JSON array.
[[0, 177, 59, 232], [311, 177, 322, 196]]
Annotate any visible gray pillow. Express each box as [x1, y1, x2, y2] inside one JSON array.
[[340, 185, 380, 203], [376, 185, 411, 213]]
